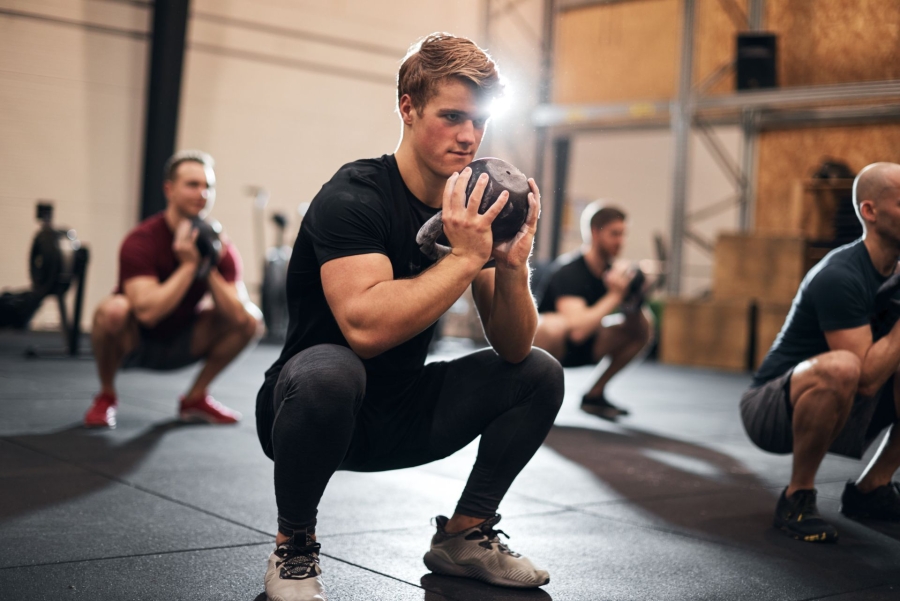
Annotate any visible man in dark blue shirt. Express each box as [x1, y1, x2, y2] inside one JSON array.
[[741, 162, 900, 543]]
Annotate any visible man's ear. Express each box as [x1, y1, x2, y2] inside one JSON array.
[[860, 199, 877, 222], [398, 94, 416, 126], [163, 179, 173, 201]]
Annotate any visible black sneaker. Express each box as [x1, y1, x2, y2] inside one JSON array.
[[264, 531, 327, 601], [840, 481, 900, 521], [773, 488, 838, 543], [580, 393, 629, 420]]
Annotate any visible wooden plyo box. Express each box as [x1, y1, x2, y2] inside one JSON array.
[[786, 179, 853, 241], [660, 298, 753, 371], [754, 301, 793, 370], [713, 234, 807, 304]]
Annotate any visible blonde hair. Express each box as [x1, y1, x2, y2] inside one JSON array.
[[398, 33, 503, 113]]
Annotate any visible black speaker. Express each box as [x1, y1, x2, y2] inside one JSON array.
[[736, 32, 777, 90]]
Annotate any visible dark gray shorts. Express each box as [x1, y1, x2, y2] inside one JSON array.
[[122, 322, 200, 371], [740, 369, 897, 459]]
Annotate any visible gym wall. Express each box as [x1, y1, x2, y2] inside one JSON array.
[[1, 0, 481, 330], [0, 0, 149, 330]]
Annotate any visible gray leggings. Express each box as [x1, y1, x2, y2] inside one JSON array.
[[257, 344, 564, 536]]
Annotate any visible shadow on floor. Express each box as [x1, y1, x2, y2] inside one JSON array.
[[1, 420, 205, 523], [421, 574, 552, 600], [544, 424, 900, 548]]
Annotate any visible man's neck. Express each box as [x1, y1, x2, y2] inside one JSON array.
[[163, 205, 186, 232], [583, 246, 610, 278], [394, 143, 444, 208], [863, 233, 900, 276]]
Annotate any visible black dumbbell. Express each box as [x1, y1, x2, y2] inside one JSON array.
[[191, 217, 222, 279]]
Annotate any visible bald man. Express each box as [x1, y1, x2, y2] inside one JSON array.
[[741, 162, 900, 543]]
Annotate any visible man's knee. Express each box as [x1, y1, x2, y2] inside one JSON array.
[[238, 303, 264, 341], [277, 344, 366, 414], [519, 348, 565, 413], [94, 296, 132, 336], [812, 350, 861, 401]]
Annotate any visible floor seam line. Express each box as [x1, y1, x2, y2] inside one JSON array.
[[0, 540, 273, 571]]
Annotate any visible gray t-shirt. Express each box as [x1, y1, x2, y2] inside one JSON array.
[[753, 240, 887, 387]]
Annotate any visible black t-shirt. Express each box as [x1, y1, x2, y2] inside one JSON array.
[[537, 251, 608, 314], [266, 154, 442, 393], [753, 240, 887, 387]]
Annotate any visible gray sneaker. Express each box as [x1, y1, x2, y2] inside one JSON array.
[[423, 514, 550, 588], [264, 531, 327, 601]]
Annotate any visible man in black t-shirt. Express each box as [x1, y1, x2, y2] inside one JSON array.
[[741, 162, 900, 544], [255, 34, 563, 601], [534, 203, 652, 420]]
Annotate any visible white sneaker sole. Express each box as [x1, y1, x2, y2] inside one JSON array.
[[423, 550, 550, 589]]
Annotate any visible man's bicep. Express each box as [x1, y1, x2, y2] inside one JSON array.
[[321, 253, 394, 327], [824, 325, 872, 360], [122, 276, 160, 306]]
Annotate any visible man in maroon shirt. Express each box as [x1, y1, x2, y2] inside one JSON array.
[[84, 151, 262, 428]]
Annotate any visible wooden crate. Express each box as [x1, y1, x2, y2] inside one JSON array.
[[785, 179, 854, 240], [755, 301, 793, 370], [712, 233, 807, 304], [660, 298, 753, 371]]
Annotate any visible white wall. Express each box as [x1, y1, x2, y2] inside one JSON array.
[[0, 0, 149, 329]]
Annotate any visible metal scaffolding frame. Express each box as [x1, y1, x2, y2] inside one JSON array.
[[531, 0, 900, 295]]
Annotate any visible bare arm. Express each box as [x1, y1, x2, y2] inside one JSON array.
[[123, 219, 199, 328], [555, 263, 631, 344], [470, 179, 542, 363], [321, 168, 506, 359], [206, 268, 253, 325], [555, 293, 624, 345], [124, 268, 196, 328], [826, 322, 900, 397]]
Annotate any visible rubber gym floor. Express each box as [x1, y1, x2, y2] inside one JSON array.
[[1, 332, 898, 600]]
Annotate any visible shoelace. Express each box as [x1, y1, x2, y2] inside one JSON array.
[[275, 540, 322, 580], [792, 491, 821, 520], [478, 522, 520, 557]]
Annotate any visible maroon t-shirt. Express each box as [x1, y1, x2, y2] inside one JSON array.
[[118, 212, 241, 340]]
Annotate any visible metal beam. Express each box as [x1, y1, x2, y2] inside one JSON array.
[[532, 0, 556, 258], [738, 0, 764, 231], [550, 137, 571, 260], [140, 0, 190, 220], [667, 0, 696, 296]]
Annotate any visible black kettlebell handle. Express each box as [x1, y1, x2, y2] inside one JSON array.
[[416, 212, 450, 260]]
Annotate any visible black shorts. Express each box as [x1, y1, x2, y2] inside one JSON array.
[[740, 368, 897, 459], [121, 322, 200, 371], [561, 337, 596, 368]]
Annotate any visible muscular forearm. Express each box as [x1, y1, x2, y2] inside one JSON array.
[[207, 269, 249, 324], [860, 325, 900, 396], [131, 264, 196, 327], [484, 265, 537, 363], [341, 253, 483, 359], [569, 291, 624, 344]]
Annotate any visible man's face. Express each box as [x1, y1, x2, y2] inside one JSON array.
[[593, 219, 626, 259], [871, 175, 900, 245], [164, 161, 215, 219], [405, 78, 489, 179]]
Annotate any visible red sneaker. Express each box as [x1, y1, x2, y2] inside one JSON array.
[[178, 393, 241, 424], [85, 392, 117, 428]]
